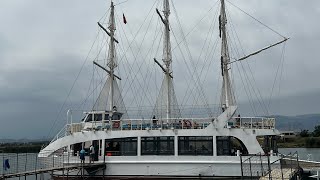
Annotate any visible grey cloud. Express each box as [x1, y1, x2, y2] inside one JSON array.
[[0, 0, 319, 138]]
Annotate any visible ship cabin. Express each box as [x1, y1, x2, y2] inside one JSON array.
[[82, 109, 123, 130]]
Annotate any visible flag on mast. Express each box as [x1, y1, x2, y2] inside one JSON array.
[[123, 13, 127, 24]]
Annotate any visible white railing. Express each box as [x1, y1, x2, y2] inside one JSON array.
[[80, 117, 214, 131], [227, 117, 276, 129], [48, 118, 213, 143], [50, 124, 71, 144], [49, 116, 276, 144]]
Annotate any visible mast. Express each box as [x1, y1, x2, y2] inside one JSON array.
[[108, 1, 117, 113], [163, 0, 171, 120], [93, 1, 128, 119], [153, 0, 180, 121], [219, 0, 235, 112]]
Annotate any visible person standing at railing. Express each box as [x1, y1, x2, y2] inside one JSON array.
[[80, 148, 85, 163], [236, 114, 241, 128], [152, 115, 157, 127], [89, 145, 95, 163]]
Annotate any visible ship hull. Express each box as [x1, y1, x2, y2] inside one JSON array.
[[51, 157, 278, 179]]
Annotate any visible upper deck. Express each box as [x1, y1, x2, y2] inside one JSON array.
[[50, 116, 275, 143]]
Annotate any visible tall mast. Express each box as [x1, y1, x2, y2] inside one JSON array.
[[108, 1, 117, 112], [154, 0, 180, 121], [163, 0, 172, 120], [219, 0, 235, 112], [93, 1, 128, 119]]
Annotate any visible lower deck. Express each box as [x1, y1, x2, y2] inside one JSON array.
[[52, 155, 280, 177], [65, 135, 278, 159]]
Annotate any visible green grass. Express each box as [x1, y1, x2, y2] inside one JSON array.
[[278, 137, 320, 148]]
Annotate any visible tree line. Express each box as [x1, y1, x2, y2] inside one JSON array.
[[300, 125, 320, 148]]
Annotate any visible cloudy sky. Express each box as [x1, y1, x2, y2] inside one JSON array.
[[0, 0, 319, 139]]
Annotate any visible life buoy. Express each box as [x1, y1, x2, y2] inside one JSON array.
[[113, 121, 120, 128]]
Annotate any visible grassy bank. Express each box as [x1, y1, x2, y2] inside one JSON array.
[[278, 137, 320, 148]]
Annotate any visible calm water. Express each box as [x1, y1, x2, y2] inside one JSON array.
[[279, 148, 320, 161], [1, 148, 319, 180]]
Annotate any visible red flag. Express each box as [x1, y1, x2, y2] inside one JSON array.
[[123, 13, 127, 24]]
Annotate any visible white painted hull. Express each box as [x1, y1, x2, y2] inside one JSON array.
[[53, 156, 279, 178]]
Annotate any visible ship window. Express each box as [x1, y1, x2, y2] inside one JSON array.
[[178, 136, 213, 156], [84, 114, 103, 122], [217, 136, 231, 156], [84, 114, 92, 122], [217, 136, 248, 156], [141, 136, 174, 155], [71, 143, 82, 156], [105, 137, 137, 156], [112, 114, 121, 120], [93, 114, 103, 121], [257, 135, 278, 154]]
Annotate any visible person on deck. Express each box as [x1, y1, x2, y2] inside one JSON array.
[[89, 145, 95, 163], [152, 115, 157, 127], [236, 114, 241, 127], [80, 148, 85, 163]]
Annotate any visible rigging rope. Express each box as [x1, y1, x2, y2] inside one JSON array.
[[171, 0, 219, 52], [46, 27, 102, 140], [171, 0, 213, 116], [182, 5, 220, 114], [226, 6, 278, 116], [114, 2, 161, 110], [267, 42, 287, 111], [226, 0, 286, 39]]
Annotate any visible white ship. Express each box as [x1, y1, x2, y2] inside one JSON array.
[[39, 0, 288, 178]]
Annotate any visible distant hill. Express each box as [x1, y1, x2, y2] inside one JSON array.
[[273, 114, 320, 132], [0, 138, 49, 144]]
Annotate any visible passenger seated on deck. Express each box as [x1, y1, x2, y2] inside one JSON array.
[[183, 120, 192, 129], [193, 121, 199, 129]]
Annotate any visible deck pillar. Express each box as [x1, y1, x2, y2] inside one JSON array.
[[138, 136, 141, 156], [174, 135, 178, 156], [101, 139, 105, 157], [213, 136, 217, 156]]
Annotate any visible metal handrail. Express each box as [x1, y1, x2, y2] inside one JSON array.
[[49, 116, 276, 144]]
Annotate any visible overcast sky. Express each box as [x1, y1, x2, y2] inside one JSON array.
[[0, 0, 319, 139]]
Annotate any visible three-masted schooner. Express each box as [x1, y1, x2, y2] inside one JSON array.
[[39, 0, 288, 178]]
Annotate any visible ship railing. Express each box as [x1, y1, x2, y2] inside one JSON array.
[[227, 117, 275, 129], [67, 117, 214, 133], [50, 124, 74, 144], [0, 151, 105, 177]]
